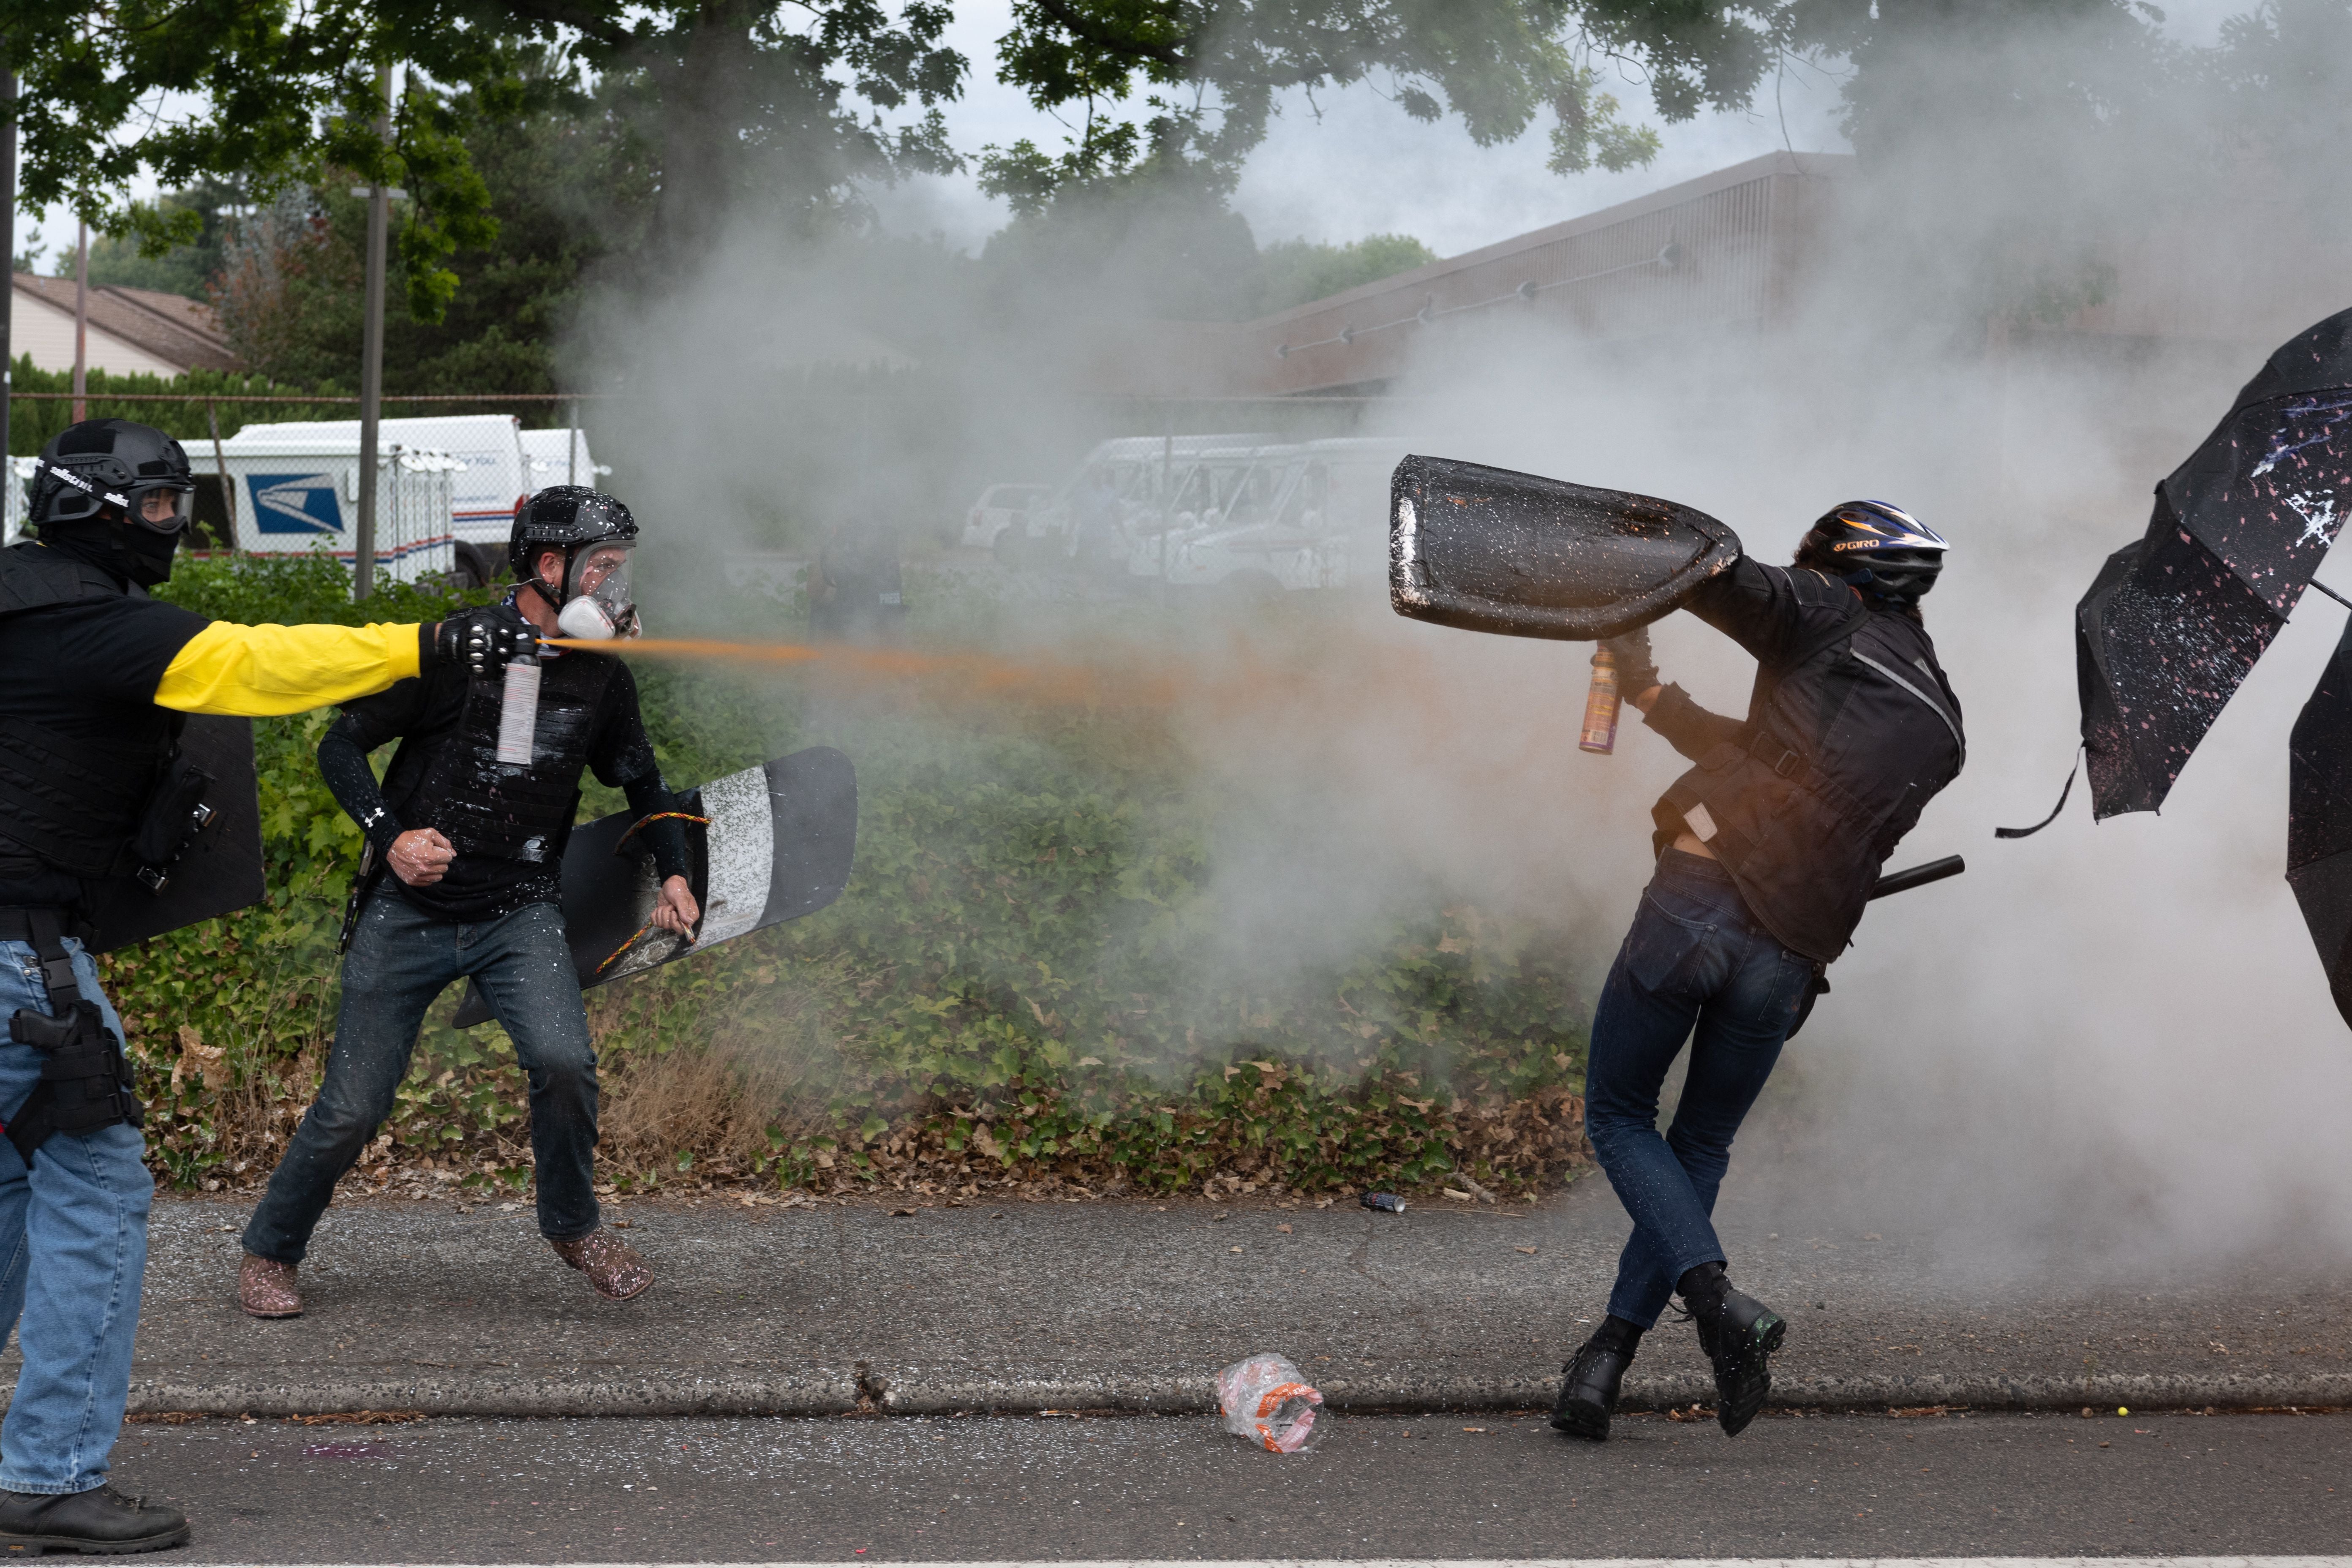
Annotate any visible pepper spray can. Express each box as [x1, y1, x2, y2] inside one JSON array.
[[1579, 647, 1620, 755], [495, 655, 542, 765]]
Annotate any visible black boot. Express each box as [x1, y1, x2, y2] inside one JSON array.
[[1677, 1261, 1784, 1437], [1550, 1316, 1643, 1441], [0, 1484, 190, 1554]]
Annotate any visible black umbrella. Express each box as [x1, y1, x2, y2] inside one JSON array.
[[2004, 307, 2352, 835], [2290, 617, 2352, 1027]]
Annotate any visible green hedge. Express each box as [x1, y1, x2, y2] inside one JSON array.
[[100, 553, 1594, 1198]]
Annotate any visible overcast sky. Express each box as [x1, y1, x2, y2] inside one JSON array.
[[13, 0, 2255, 277]]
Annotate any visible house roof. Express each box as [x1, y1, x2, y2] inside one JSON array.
[[12, 273, 239, 373]]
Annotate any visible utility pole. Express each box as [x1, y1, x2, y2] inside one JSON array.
[[71, 220, 87, 422], [353, 61, 392, 601], [1, 52, 16, 482]]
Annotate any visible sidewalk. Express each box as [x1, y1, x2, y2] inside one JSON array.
[[71, 1177, 2352, 1418]]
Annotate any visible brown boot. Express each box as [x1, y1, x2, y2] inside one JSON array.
[[549, 1227, 653, 1301], [238, 1253, 302, 1318]]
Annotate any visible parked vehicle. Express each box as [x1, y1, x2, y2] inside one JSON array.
[[520, 427, 607, 491], [1160, 437, 1412, 595], [1009, 435, 1276, 565], [960, 483, 1053, 550], [207, 424, 466, 582], [1124, 444, 1298, 583]]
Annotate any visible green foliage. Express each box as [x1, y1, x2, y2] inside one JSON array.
[[76, 181, 248, 302], [93, 556, 1595, 1197], [1259, 234, 1440, 314], [0, 3, 966, 316], [988, 0, 1687, 203]]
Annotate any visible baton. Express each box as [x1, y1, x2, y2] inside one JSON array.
[[1868, 855, 1964, 900]]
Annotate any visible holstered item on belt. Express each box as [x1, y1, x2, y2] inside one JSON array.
[[1, 908, 142, 1162], [338, 841, 385, 956]]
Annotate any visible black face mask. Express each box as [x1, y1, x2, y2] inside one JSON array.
[[44, 519, 181, 588]]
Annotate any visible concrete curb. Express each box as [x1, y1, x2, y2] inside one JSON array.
[[112, 1368, 2352, 1419]]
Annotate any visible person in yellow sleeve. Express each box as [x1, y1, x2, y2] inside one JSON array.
[[0, 419, 445, 1555]]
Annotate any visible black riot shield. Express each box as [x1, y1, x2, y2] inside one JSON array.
[[451, 746, 858, 1028], [85, 716, 267, 953], [1388, 454, 1742, 641]]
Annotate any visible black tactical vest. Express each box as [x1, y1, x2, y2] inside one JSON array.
[[1657, 582, 1965, 965], [380, 603, 617, 865], [0, 545, 175, 879]]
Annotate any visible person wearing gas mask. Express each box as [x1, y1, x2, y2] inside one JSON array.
[[1551, 502, 1963, 1445], [239, 488, 695, 1315], [0, 419, 470, 1554]]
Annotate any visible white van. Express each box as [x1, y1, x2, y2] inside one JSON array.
[[210, 425, 462, 582], [1160, 437, 1411, 593], [520, 427, 604, 492], [1013, 434, 1277, 563], [231, 415, 530, 576]]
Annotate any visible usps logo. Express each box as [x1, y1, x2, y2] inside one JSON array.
[[249, 473, 345, 534]]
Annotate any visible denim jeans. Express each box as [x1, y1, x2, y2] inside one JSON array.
[[1584, 849, 1816, 1329], [244, 893, 601, 1264], [0, 936, 152, 1494]]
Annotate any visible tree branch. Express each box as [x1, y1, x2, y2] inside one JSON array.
[[1026, 0, 1193, 77], [493, 0, 633, 53]]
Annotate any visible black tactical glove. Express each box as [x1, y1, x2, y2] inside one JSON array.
[[432, 617, 540, 678], [1600, 625, 1661, 696]]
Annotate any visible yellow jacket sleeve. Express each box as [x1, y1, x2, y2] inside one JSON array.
[[152, 621, 425, 717]]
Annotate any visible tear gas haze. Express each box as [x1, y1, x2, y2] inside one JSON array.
[[568, 0, 2352, 1277]]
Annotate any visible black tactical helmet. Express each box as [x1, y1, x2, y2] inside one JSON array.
[[509, 486, 637, 607], [29, 419, 196, 534], [1798, 499, 1949, 606]]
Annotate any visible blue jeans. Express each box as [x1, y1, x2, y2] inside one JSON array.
[[243, 894, 601, 1264], [0, 936, 152, 1494], [1584, 849, 1816, 1329]]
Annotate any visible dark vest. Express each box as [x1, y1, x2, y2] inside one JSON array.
[[1658, 586, 1965, 964], [380, 604, 617, 864], [0, 545, 174, 879]]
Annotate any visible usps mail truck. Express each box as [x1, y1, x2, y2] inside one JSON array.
[[520, 427, 603, 490], [213, 425, 461, 581]]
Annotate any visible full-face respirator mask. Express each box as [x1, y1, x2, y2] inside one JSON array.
[[553, 543, 638, 640]]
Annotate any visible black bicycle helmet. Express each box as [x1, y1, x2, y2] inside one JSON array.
[[1798, 499, 1949, 606]]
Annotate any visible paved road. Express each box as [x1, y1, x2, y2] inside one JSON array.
[[76, 1184, 2352, 1416], [112, 1410, 2350, 1561]]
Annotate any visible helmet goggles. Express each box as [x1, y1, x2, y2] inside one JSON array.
[[40, 457, 193, 535]]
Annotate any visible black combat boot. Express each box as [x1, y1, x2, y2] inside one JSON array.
[[0, 1484, 190, 1553], [1677, 1261, 1785, 1437], [1550, 1315, 1643, 1441]]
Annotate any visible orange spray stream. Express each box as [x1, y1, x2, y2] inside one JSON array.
[[544, 636, 1179, 707]]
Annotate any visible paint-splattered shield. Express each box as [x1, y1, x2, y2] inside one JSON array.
[[1388, 454, 1741, 641], [452, 746, 856, 1028], [2078, 307, 2352, 819], [2290, 616, 2352, 1028]]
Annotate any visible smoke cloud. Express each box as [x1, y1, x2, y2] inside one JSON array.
[[569, 0, 2352, 1271]]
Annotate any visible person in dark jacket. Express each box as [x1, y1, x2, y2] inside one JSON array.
[[1551, 501, 1963, 1443], [238, 489, 698, 1316]]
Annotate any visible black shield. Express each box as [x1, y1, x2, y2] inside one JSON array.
[[86, 716, 265, 954], [1388, 454, 1742, 641]]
